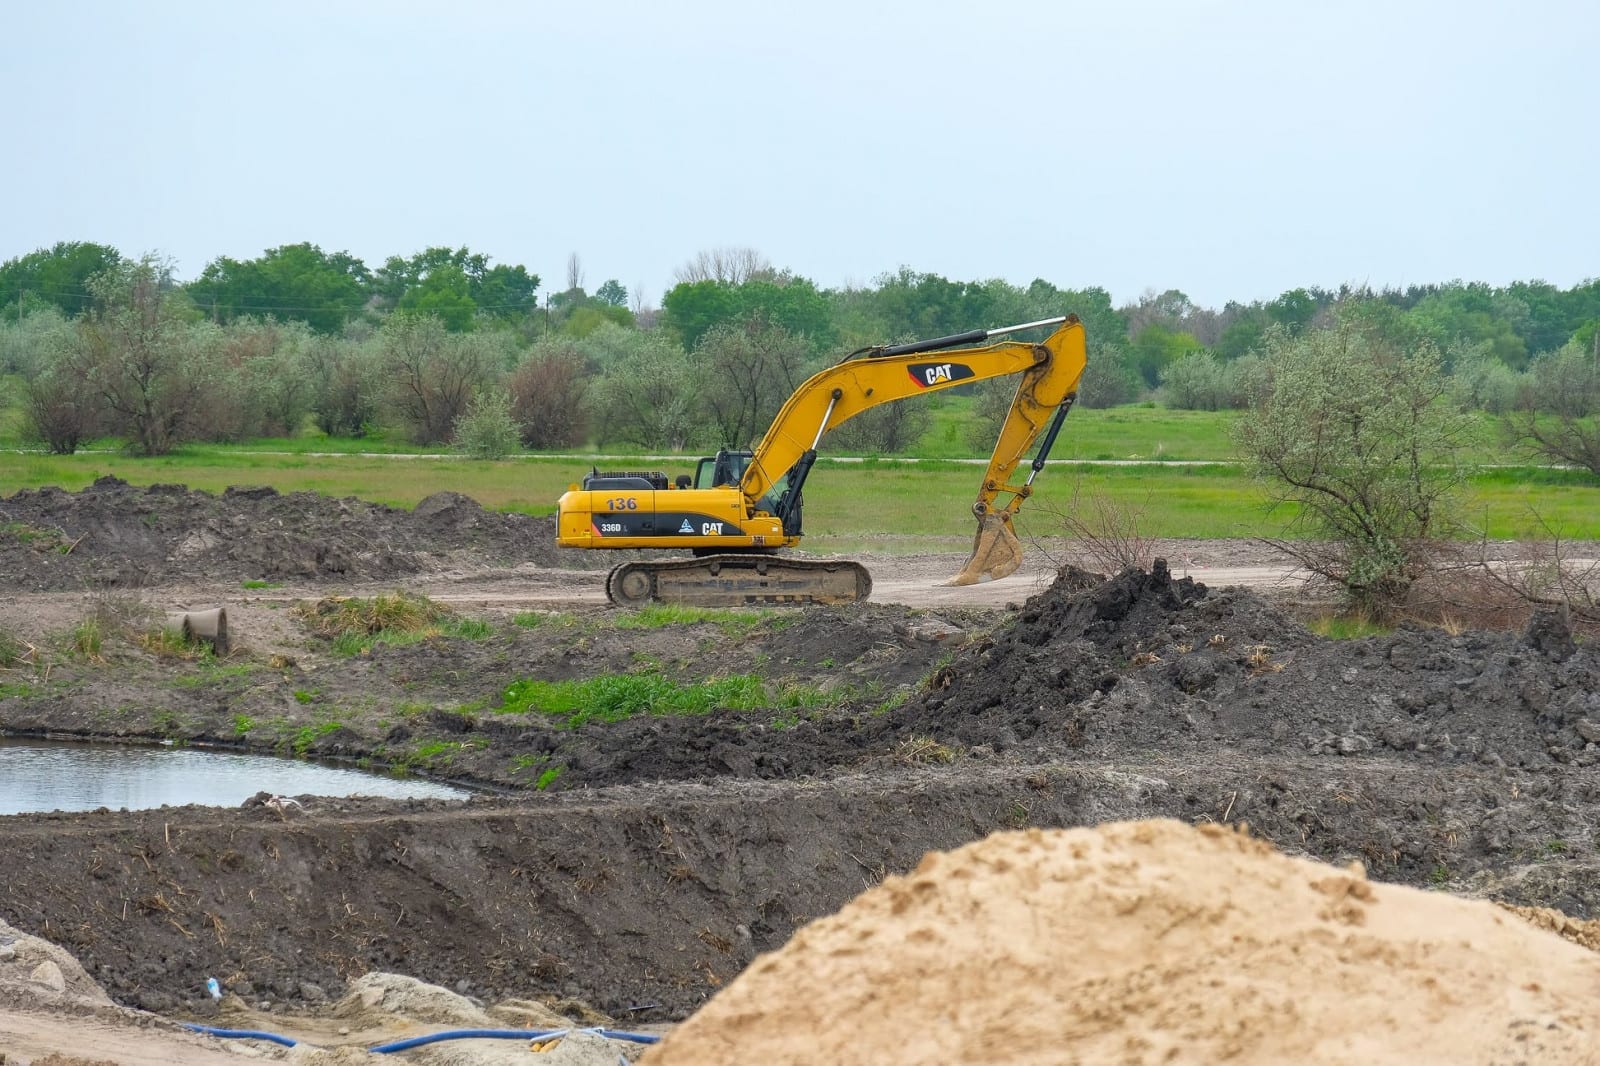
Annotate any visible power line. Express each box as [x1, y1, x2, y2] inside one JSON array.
[[6, 283, 545, 315]]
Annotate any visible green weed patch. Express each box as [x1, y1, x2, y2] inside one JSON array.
[[498, 671, 831, 727], [295, 592, 467, 655]]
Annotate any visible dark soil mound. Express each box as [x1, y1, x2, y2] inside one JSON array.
[[898, 559, 1600, 771], [0, 478, 595, 590]]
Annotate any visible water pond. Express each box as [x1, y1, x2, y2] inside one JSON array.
[[0, 738, 469, 815]]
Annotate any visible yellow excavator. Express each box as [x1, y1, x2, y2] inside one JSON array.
[[557, 314, 1088, 606]]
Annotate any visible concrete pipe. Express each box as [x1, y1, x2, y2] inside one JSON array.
[[167, 607, 229, 655]]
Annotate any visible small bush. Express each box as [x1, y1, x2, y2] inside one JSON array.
[[72, 618, 104, 661], [138, 626, 211, 660], [446, 618, 493, 640], [0, 626, 31, 668], [453, 388, 521, 459], [295, 592, 450, 654]]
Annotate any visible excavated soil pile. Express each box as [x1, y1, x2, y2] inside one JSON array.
[[645, 819, 1600, 1066], [0, 478, 585, 589], [901, 559, 1600, 770]]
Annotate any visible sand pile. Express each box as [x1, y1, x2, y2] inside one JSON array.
[[0, 917, 114, 1010], [643, 820, 1600, 1065]]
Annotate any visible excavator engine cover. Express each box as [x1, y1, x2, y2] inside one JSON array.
[[949, 511, 1024, 585]]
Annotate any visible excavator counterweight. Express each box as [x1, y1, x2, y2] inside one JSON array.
[[556, 316, 1087, 606]]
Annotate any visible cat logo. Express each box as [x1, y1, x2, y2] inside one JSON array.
[[701, 522, 724, 536], [907, 361, 976, 389], [678, 519, 694, 533]]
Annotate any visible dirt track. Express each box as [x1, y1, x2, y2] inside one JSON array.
[[3, 480, 1600, 1061]]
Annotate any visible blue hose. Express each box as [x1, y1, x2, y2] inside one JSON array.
[[187, 1022, 660, 1053], [369, 1027, 661, 1052], [182, 1024, 297, 1047], [368, 1027, 563, 1052]]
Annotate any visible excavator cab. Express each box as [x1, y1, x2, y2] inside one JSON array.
[[695, 449, 801, 534], [694, 449, 751, 489]]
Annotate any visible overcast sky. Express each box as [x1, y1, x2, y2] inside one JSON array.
[[4, 0, 1595, 310]]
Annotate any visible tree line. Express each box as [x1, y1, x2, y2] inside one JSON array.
[[0, 241, 1596, 466]]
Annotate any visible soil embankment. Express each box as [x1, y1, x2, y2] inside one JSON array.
[[4, 481, 1600, 1062]]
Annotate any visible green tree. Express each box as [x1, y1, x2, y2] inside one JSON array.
[[68, 257, 220, 455], [659, 280, 740, 349], [0, 242, 123, 322], [187, 243, 370, 334], [662, 274, 833, 351], [1236, 320, 1474, 611], [589, 343, 703, 450], [1128, 323, 1201, 389], [1506, 341, 1600, 475], [397, 264, 477, 332], [594, 279, 628, 307], [1214, 309, 1269, 361], [1266, 288, 1319, 332], [375, 247, 539, 327], [1408, 282, 1528, 369]]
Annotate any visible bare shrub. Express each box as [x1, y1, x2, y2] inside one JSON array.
[[381, 315, 503, 444], [1034, 477, 1155, 574], [1468, 523, 1600, 635], [1399, 561, 1533, 633], [307, 335, 382, 438], [200, 317, 314, 439], [694, 319, 815, 449], [508, 345, 590, 448], [24, 360, 101, 454], [824, 399, 930, 455], [588, 341, 703, 450]]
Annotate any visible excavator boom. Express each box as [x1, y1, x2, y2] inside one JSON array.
[[556, 316, 1087, 605]]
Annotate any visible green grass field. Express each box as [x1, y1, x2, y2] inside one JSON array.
[[1, 393, 1590, 547], [3, 447, 1595, 549]]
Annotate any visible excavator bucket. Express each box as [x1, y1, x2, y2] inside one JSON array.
[[949, 512, 1024, 585]]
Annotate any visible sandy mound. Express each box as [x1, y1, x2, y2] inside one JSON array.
[[0, 917, 114, 1010], [331, 971, 494, 1026], [644, 819, 1600, 1065]]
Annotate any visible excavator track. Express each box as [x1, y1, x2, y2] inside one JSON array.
[[605, 555, 872, 608]]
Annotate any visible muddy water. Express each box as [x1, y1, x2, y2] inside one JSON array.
[[0, 738, 468, 815]]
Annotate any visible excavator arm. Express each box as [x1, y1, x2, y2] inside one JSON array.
[[740, 315, 1087, 584], [557, 315, 1086, 605]]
